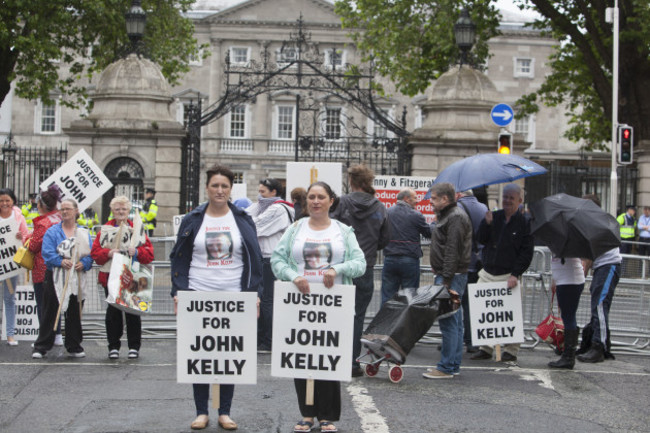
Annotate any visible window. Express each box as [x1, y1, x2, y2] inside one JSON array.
[[370, 108, 392, 139], [233, 172, 244, 184], [34, 99, 60, 134], [324, 49, 345, 69], [228, 105, 247, 138], [229, 47, 250, 65], [515, 116, 529, 136], [514, 57, 534, 78], [324, 107, 342, 140], [189, 49, 204, 66], [276, 106, 294, 139]]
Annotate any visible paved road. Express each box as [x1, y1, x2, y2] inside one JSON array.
[[1, 339, 649, 433]]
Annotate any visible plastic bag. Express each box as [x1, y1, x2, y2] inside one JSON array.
[[106, 253, 153, 315]]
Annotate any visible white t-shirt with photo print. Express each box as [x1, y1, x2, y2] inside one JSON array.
[[189, 211, 243, 292], [291, 221, 345, 284]]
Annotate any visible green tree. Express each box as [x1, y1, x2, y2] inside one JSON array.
[[335, 0, 650, 148], [0, 0, 204, 108]]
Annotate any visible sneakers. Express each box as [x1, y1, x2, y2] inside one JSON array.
[[128, 349, 139, 359], [423, 369, 453, 379], [427, 367, 460, 376], [6, 337, 18, 346], [32, 351, 45, 359], [69, 351, 86, 358], [108, 349, 119, 359], [54, 334, 63, 346]]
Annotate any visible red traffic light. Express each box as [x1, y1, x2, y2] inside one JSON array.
[[622, 128, 631, 140]]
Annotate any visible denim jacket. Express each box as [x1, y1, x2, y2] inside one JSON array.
[[169, 202, 263, 297]]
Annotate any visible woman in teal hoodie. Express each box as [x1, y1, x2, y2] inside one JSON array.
[[271, 181, 366, 433]]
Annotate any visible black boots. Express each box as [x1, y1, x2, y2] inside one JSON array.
[[548, 328, 578, 369], [577, 341, 605, 363]]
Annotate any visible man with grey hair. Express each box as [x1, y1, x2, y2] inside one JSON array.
[[423, 182, 472, 378], [381, 188, 431, 304], [471, 183, 534, 362]]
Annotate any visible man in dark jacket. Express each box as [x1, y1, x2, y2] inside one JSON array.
[[330, 164, 389, 377], [423, 182, 472, 379], [456, 190, 488, 352], [381, 188, 431, 304], [471, 183, 534, 362]]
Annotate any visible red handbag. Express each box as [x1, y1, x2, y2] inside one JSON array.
[[535, 289, 565, 350]]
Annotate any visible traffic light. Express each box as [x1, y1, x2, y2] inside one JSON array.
[[497, 132, 512, 154], [618, 125, 633, 165]]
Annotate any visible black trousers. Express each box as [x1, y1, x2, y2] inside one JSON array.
[[34, 270, 83, 354], [294, 379, 341, 421], [102, 285, 141, 351]]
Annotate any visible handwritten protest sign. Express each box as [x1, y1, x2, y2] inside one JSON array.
[[271, 282, 354, 382], [468, 282, 525, 346], [2, 285, 39, 341], [40, 149, 112, 213], [176, 291, 257, 384], [0, 219, 22, 281]]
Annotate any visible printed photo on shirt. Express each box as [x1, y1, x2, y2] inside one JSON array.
[[303, 242, 332, 270], [205, 231, 233, 260]]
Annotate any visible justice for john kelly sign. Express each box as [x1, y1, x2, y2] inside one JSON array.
[[3, 285, 39, 341], [467, 281, 524, 346], [0, 219, 22, 281], [271, 281, 354, 382], [176, 291, 257, 384]]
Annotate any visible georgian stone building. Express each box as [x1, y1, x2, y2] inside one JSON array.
[[1, 0, 598, 233]]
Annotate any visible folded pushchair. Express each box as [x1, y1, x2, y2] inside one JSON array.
[[358, 284, 459, 382]]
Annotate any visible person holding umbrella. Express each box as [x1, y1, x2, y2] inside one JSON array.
[[471, 184, 534, 362], [577, 195, 622, 363]]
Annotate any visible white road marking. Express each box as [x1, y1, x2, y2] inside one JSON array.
[[518, 369, 555, 390], [347, 382, 391, 433]]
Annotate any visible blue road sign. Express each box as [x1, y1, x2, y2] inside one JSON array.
[[491, 103, 514, 127]]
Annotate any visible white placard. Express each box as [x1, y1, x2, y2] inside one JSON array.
[[3, 285, 39, 341], [40, 149, 112, 213], [468, 282, 525, 346], [0, 219, 22, 281], [271, 281, 354, 382], [172, 214, 185, 237], [176, 291, 257, 384], [285, 162, 343, 199]]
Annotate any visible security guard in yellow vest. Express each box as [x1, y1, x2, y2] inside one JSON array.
[[21, 193, 39, 229], [617, 205, 636, 254], [140, 188, 158, 236], [77, 207, 99, 235]]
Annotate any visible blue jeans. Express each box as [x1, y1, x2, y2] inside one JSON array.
[[353, 266, 375, 368], [556, 283, 584, 330], [589, 264, 620, 345], [380, 255, 421, 305], [435, 274, 467, 374], [257, 259, 275, 349], [193, 383, 234, 416], [2, 276, 17, 337]]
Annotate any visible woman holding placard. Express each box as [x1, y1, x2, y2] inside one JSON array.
[[32, 199, 92, 358], [0, 188, 29, 346], [91, 196, 154, 360], [271, 181, 366, 433], [170, 164, 263, 431], [26, 186, 62, 332]]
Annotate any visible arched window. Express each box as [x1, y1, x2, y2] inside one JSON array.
[[101, 157, 145, 223]]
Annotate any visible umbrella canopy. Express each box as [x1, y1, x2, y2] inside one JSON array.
[[530, 193, 621, 260], [427, 153, 547, 198]]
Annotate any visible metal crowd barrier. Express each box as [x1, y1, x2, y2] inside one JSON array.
[[3, 245, 650, 353]]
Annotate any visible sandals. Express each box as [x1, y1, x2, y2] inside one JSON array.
[[320, 421, 338, 432], [293, 420, 314, 432]]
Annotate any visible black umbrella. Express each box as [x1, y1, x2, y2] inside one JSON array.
[[530, 193, 620, 260]]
